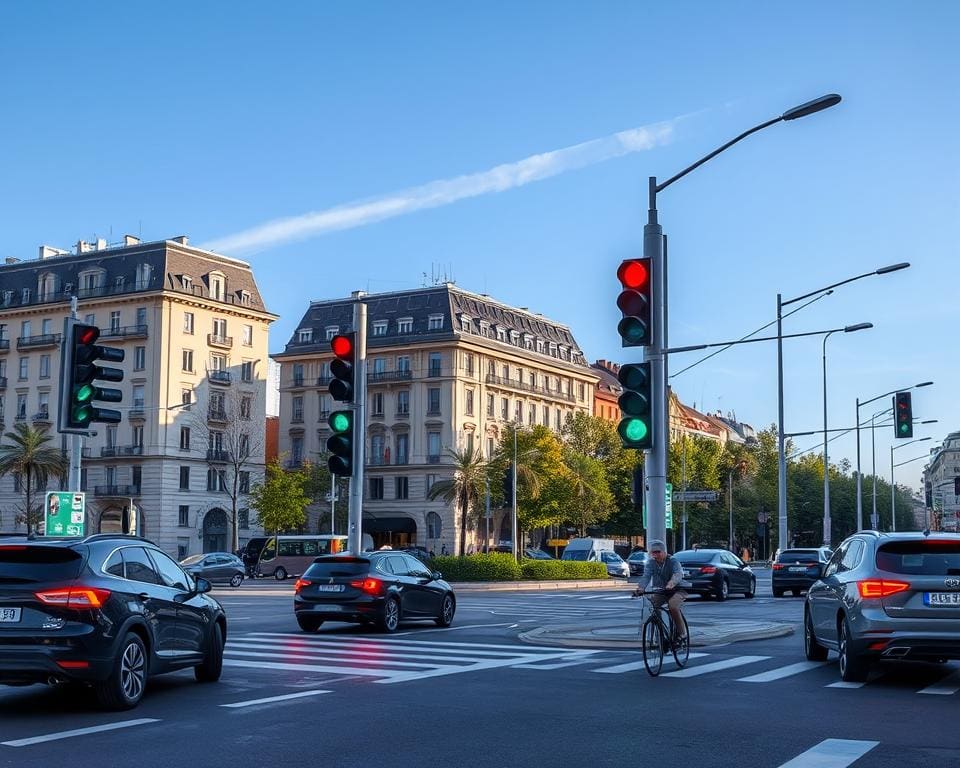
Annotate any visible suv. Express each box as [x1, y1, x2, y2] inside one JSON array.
[[0, 535, 227, 709], [772, 548, 832, 597], [804, 531, 960, 682]]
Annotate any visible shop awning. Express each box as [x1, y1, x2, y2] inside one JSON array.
[[362, 516, 417, 533]]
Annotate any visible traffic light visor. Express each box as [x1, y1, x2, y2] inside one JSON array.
[[617, 317, 648, 345], [77, 326, 99, 345], [617, 290, 648, 316], [618, 363, 648, 390]]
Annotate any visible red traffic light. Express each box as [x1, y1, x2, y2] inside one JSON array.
[[331, 334, 353, 358], [78, 326, 99, 345], [617, 259, 649, 290]]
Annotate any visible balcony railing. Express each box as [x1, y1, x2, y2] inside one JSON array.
[[101, 445, 142, 457], [94, 484, 141, 497], [367, 454, 386, 466], [291, 413, 304, 424], [32, 411, 51, 423], [316, 375, 332, 387], [100, 324, 148, 339], [0, 339, 9, 352], [484, 373, 576, 403], [100, 447, 118, 458], [14, 412, 27, 421], [207, 333, 233, 349], [17, 333, 61, 349], [121, 445, 143, 456], [208, 370, 232, 385], [395, 409, 409, 418], [427, 455, 441, 464], [128, 407, 146, 420], [81, 447, 93, 458], [368, 370, 413, 383], [318, 409, 330, 421], [207, 449, 232, 462], [208, 408, 228, 422]]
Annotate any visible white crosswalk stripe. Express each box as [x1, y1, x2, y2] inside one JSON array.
[[456, 597, 624, 620], [593, 653, 709, 674], [737, 661, 827, 683], [776, 738, 878, 768], [662, 655, 770, 678], [918, 670, 960, 695]]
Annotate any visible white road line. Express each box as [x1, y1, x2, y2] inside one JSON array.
[[244, 632, 543, 652], [593, 654, 709, 674], [1, 719, 160, 748], [394, 622, 518, 634], [737, 661, 827, 683], [227, 639, 524, 660], [221, 690, 332, 708], [776, 738, 879, 768], [826, 681, 866, 689], [662, 655, 770, 678], [510, 659, 598, 670], [918, 670, 960, 695], [223, 658, 425, 679], [225, 648, 442, 669]]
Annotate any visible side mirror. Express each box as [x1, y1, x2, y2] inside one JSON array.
[[431, 571, 443, 581], [195, 577, 212, 594]]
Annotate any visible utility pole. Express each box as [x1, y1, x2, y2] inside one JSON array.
[[347, 298, 367, 555]]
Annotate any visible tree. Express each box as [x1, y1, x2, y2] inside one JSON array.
[[426, 447, 488, 556], [562, 448, 614, 536], [249, 461, 309, 536], [0, 423, 69, 535], [302, 459, 349, 534]]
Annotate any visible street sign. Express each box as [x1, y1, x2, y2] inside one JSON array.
[[44, 492, 86, 537], [643, 484, 674, 529], [674, 490, 720, 503]]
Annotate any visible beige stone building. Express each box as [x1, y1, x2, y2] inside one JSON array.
[[0, 236, 276, 559], [273, 284, 597, 553]]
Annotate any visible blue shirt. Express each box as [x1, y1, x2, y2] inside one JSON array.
[[638, 555, 683, 591]]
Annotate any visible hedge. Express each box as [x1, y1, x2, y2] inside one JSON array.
[[520, 559, 607, 581], [430, 554, 608, 581]]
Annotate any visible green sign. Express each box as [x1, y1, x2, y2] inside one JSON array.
[[44, 492, 86, 537], [642, 484, 675, 529]]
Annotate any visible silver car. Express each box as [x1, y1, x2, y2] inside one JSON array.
[[600, 550, 629, 578], [804, 531, 960, 682]]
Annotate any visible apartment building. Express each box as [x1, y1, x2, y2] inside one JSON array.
[[274, 284, 598, 553], [591, 359, 622, 424], [0, 235, 276, 558], [923, 431, 960, 531]]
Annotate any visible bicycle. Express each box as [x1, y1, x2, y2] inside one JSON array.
[[634, 587, 690, 676]]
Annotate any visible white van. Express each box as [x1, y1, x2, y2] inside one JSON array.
[[561, 538, 616, 563]]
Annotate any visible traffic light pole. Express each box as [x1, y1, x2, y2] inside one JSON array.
[[347, 299, 367, 555]]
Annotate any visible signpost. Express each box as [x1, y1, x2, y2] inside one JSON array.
[[673, 490, 720, 503], [43, 492, 86, 537], [644, 485, 674, 529]]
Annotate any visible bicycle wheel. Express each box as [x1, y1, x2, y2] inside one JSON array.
[[642, 617, 665, 676], [672, 612, 690, 668]]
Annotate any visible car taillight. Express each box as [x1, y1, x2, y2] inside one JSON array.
[[350, 577, 383, 595], [294, 579, 312, 594], [700, 566, 717, 574], [34, 587, 111, 609], [857, 579, 910, 599], [772, 563, 785, 570]]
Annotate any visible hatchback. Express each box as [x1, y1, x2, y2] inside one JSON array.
[[772, 548, 832, 597], [294, 552, 456, 633], [805, 531, 960, 682], [674, 549, 756, 600], [627, 550, 648, 577], [0, 535, 226, 709], [181, 552, 246, 587], [600, 550, 629, 578]]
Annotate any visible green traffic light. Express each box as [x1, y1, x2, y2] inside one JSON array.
[[72, 404, 92, 424], [331, 412, 350, 432], [623, 418, 648, 442], [900, 423, 909, 434], [75, 384, 95, 404]]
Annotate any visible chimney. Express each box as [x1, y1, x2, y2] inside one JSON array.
[[95, 238, 107, 251], [75, 240, 93, 255], [124, 235, 141, 247], [171, 235, 189, 245]]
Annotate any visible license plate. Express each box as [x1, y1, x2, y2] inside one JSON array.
[[789, 567, 808, 572], [924, 592, 960, 606], [0, 608, 21, 623], [316, 584, 344, 592]]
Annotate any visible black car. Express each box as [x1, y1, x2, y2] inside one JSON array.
[[0, 534, 226, 709], [674, 549, 756, 600], [294, 552, 456, 633], [772, 548, 832, 597], [181, 552, 246, 587]]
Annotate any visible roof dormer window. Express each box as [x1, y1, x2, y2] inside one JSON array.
[[373, 320, 388, 337], [397, 317, 413, 334], [239, 290, 251, 306], [298, 328, 314, 343], [37, 272, 58, 300], [324, 326, 339, 341], [182, 275, 193, 292], [135, 263, 152, 290], [208, 271, 225, 301], [428, 314, 444, 331]]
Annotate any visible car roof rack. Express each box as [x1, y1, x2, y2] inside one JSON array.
[[81, 533, 153, 544]]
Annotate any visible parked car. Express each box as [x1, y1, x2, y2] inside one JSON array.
[[674, 549, 756, 600], [627, 550, 648, 577], [181, 552, 246, 587], [772, 548, 832, 597], [294, 551, 456, 633], [805, 531, 960, 682], [524, 548, 555, 560], [600, 550, 629, 578], [0, 534, 226, 709]]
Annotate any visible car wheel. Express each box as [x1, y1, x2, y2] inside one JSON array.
[[435, 594, 456, 627], [195, 622, 224, 683], [230, 573, 243, 588], [379, 596, 401, 633], [274, 567, 287, 581], [297, 615, 323, 633], [838, 617, 869, 682], [804, 610, 828, 662], [95, 632, 147, 710], [744, 578, 756, 599], [715, 578, 729, 601]]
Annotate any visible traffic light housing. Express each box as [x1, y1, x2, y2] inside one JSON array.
[[617, 258, 653, 347], [326, 410, 354, 476], [503, 465, 514, 507], [893, 391, 913, 438], [328, 333, 355, 403], [58, 319, 124, 434], [617, 362, 653, 449]]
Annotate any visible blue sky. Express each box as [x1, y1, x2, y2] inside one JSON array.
[[2, 2, 957, 490]]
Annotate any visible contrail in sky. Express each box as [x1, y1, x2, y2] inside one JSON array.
[[202, 116, 682, 255]]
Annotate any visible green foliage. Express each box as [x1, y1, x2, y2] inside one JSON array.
[[0, 423, 69, 534], [430, 553, 521, 581], [426, 447, 488, 556], [520, 559, 608, 580], [488, 424, 567, 531], [562, 448, 614, 536], [250, 461, 310, 534]]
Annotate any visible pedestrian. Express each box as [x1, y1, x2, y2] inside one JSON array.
[[441, 543, 448, 556]]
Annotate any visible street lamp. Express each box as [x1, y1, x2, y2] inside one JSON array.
[[643, 93, 841, 549], [822, 323, 872, 546], [777, 262, 909, 551], [891, 437, 932, 531], [871, 415, 937, 529], [855, 380, 933, 529]]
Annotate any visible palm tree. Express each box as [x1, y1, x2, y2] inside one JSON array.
[[0, 423, 69, 535], [426, 447, 488, 556]]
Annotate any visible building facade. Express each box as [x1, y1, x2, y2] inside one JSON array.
[[273, 284, 597, 553], [0, 236, 276, 558], [591, 359, 621, 424], [923, 431, 960, 531]]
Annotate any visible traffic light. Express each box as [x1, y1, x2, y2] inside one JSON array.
[[616, 258, 653, 347], [954, 477, 960, 497], [893, 391, 913, 438], [58, 319, 124, 434], [617, 362, 653, 449], [326, 410, 354, 476], [328, 333, 355, 403], [631, 464, 644, 507], [503, 464, 514, 507]]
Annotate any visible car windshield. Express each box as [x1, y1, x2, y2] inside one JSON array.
[[562, 550, 590, 561], [181, 554, 206, 566], [0, 545, 84, 583], [305, 560, 371, 578], [628, 552, 646, 561], [674, 551, 717, 563], [777, 552, 820, 564], [876, 541, 960, 575]]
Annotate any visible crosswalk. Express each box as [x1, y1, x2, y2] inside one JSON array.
[[455, 594, 629, 621]]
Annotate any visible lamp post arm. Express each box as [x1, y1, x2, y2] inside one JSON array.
[[668, 325, 857, 354], [782, 270, 882, 307]]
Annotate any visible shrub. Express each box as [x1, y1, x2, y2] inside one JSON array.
[[430, 553, 521, 581], [521, 560, 608, 580]]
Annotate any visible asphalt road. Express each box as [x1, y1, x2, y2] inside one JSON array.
[[1, 571, 958, 767]]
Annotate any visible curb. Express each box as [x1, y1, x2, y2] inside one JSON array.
[[517, 622, 794, 649]]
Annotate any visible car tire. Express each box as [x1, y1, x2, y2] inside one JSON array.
[[195, 623, 224, 683], [435, 594, 456, 627], [94, 632, 147, 710], [744, 578, 756, 599], [274, 567, 287, 581], [297, 615, 323, 633], [838, 617, 869, 682], [715, 578, 729, 602], [804, 610, 828, 662], [230, 573, 243, 588], [379, 596, 401, 633]]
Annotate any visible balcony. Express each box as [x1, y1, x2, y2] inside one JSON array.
[[318, 409, 330, 422], [0, 376, 6, 390], [100, 447, 118, 458], [427, 455, 441, 464], [368, 370, 413, 384], [427, 367, 442, 379], [94, 485, 141, 497], [316, 375, 332, 387], [208, 370, 232, 385], [81, 447, 93, 458], [100, 324, 148, 340], [287, 377, 306, 389], [207, 449, 232, 463], [208, 408, 228, 423], [395, 408, 409, 419], [291, 412, 304, 424], [14, 412, 27, 422], [121, 445, 143, 456], [17, 333, 61, 350], [31, 411, 51, 424], [484, 373, 576, 403], [128, 407, 146, 420], [368, 453, 386, 467], [0, 339, 8, 352], [207, 333, 233, 349]]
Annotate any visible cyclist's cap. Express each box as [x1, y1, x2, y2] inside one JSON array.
[[649, 539, 666, 553]]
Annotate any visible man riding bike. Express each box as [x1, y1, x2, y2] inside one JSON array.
[[633, 539, 687, 641]]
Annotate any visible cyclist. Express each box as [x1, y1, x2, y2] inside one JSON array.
[[633, 539, 687, 641]]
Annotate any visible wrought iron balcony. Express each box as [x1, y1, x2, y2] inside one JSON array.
[[484, 373, 576, 403], [121, 445, 143, 456], [208, 408, 228, 422], [287, 377, 305, 389], [94, 484, 141, 497], [316, 375, 332, 387], [206, 449, 232, 462], [368, 370, 413, 383], [208, 370, 232, 385], [0, 339, 9, 352], [100, 324, 148, 339], [207, 333, 233, 349], [17, 333, 61, 349], [0, 376, 7, 389], [128, 407, 146, 420], [31, 411, 51, 424]]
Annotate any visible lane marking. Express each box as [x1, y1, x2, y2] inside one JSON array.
[[662, 655, 770, 678], [918, 670, 960, 695], [227, 639, 525, 659], [826, 681, 866, 689], [776, 738, 879, 768], [593, 653, 709, 674], [245, 632, 544, 651], [510, 659, 598, 670], [221, 690, 332, 708], [737, 661, 827, 683], [1, 719, 160, 748]]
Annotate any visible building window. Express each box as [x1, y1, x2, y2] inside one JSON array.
[[242, 324, 253, 346], [132, 425, 144, 449], [373, 320, 387, 336], [428, 352, 442, 377], [239, 291, 251, 306], [324, 326, 338, 341], [529, 404, 536, 425], [461, 317, 471, 332], [298, 328, 313, 343], [487, 438, 494, 458], [239, 472, 250, 494], [428, 432, 441, 460], [134, 346, 146, 370], [463, 353, 474, 375], [371, 392, 384, 416], [109, 311, 121, 333], [292, 396, 304, 422], [291, 436, 303, 464], [428, 388, 441, 414], [501, 398, 509, 420], [397, 355, 410, 373], [212, 317, 228, 340], [182, 275, 193, 292], [184, 312, 194, 334], [210, 274, 225, 301], [178, 505, 189, 527], [239, 434, 250, 458], [372, 358, 386, 376], [397, 317, 413, 334], [18, 357, 28, 380], [182, 349, 194, 372], [179, 466, 190, 490], [369, 477, 384, 500], [426, 511, 442, 539], [502, 363, 510, 379], [425, 474, 437, 497], [136, 307, 147, 327], [21, 288, 31, 304], [133, 385, 145, 409], [395, 477, 409, 500], [318, 393, 330, 418], [515, 401, 523, 422], [239, 508, 250, 528], [210, 353, 227, 372], [555, 409, 562, 430], [241, 360, 253, 382], [396, 433, 409, 465], [578, 382, 586, 401], [240, 396, 251, 419], [465, 389, 474, 416], [486, 394, 494, 417], [182, 388, 193, 406], [177, 538, 189, 561], [397, 390, 410, 415], [180, 427, 190, 451], [428, 314, 443, 330], [543, 405, 549, 426], [17, 394, 27, 419], [207, 468, 226, 492], [39, 354, 50, 379], [136, 263, 152, 290]]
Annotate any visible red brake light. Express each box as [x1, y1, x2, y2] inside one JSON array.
[[700, 566, 717, 574], [0, 545, 27, 551], [857, 579, 910, 599], [350, 577, 383, 595], [294, 579, 312, 594], [772, 563, 784, 570], [57, 660, 91, 669], [35, 587, 111, 609]]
